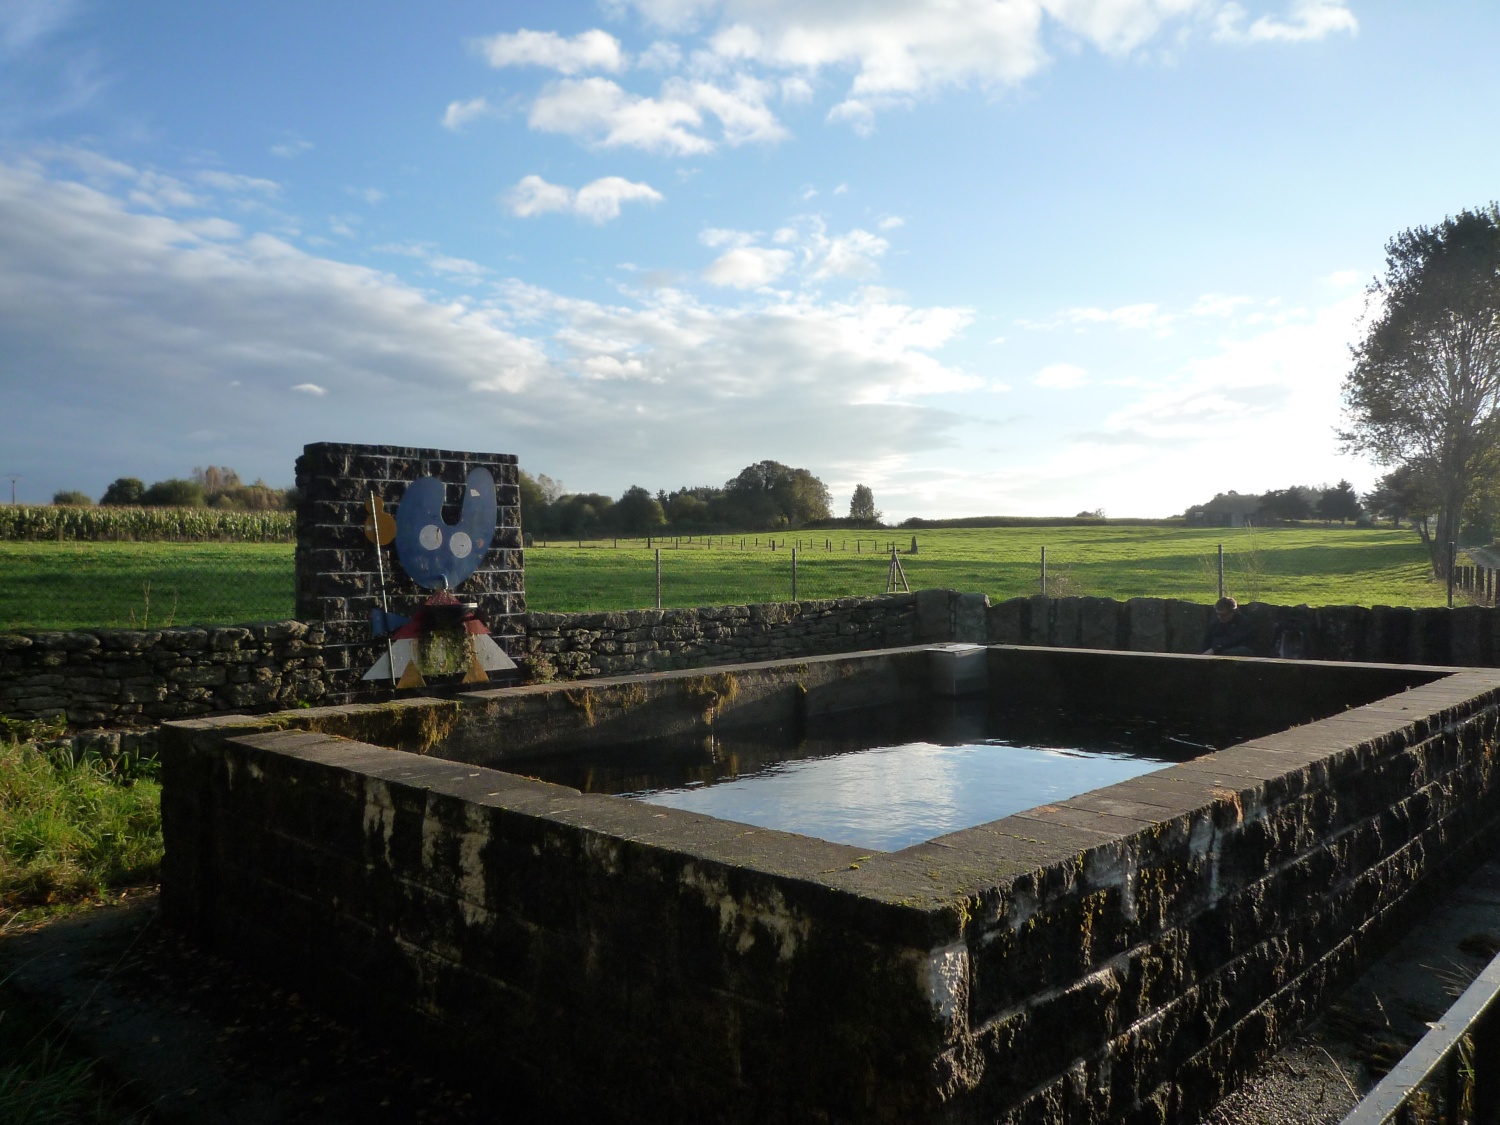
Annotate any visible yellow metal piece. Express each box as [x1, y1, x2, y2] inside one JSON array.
[[462, 649, 489, 684], [363, 495, 397, 546], [396, 661, 426, 690]]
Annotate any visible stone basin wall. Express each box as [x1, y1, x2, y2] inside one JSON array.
[[158, 648, 1500, 1122]]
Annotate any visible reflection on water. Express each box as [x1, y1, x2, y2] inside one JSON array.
[[504, 699, 1231, 853]]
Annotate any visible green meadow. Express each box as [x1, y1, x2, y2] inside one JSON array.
[[0, 524, 1452, 632]]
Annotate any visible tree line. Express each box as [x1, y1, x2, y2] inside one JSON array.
[[51, 467, 294, 511], [1185, 481, 1364, 524], [518, 460, 883, 537]]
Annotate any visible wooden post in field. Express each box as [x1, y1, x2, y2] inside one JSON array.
[[1217, 544, 1224, 600], [791, 547, 798, 601], [1041, 546, 1047, 595], [1449, 542, 1457, 608], [655, 548, 662, 609]]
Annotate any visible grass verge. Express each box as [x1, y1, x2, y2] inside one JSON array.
[[0, 726, 162, 1122], [1, 731, 162, 929]]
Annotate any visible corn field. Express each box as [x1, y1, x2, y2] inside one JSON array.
[[0, 505, 294, 543]]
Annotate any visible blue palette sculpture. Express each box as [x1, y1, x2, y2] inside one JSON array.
[[363, 466, 514, 688]]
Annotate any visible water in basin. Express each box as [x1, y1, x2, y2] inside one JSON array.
[[506, 700, 1225, 852]]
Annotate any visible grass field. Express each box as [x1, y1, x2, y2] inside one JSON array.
[[0, 525, 1453, 630], [0, 541, 295, 630]]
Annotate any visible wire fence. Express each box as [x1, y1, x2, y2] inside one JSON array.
[[0, 530, 1465, 632]]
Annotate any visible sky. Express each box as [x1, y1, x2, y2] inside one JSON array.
[[1, 1, 1498, 519]]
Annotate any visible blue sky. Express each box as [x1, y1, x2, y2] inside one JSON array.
[[1, 0, 1497, 518]]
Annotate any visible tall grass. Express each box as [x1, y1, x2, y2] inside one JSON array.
[[0, 734, 162, 923], [0, 505, 293, 543], [0, 1038, 144, 1125]]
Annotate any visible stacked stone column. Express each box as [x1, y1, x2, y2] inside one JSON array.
[[294, 442, 524, 703]]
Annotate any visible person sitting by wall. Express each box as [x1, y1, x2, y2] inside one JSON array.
[[1201, 596, 1254, 656]]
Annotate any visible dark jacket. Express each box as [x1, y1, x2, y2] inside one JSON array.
[[1201, 612, 1253, 655]]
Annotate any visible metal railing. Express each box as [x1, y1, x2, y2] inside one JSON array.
[[1340, 952, 1500, 1125]]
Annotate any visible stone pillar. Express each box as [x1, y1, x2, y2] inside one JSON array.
[[295, 442, 524, 702]]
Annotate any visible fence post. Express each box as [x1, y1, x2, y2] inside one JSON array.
[[1449, 541, 1457, 608], [792, 547, 798, 601], [1041, 546, 1047, 595], [1217, 543, 1224, 600], [655, 548, 661, 610]]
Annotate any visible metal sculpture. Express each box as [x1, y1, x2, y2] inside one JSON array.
[[393, 467, 497, 591], [362, 467, 515, 688]]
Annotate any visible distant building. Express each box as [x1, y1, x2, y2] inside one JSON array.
[[1186, 492, 1262, 528]]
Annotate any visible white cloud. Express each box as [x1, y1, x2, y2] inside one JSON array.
[[780, 75, 814, 103], [0, 157, 978, 500], [699, 226, 754, 248], [1034, 363, 1089, 388], [811, 228, 889, 280], [703, 246, 792, 288], [878, 215, 904, 231], [375, 242, 492, 278], [1322, 268, 1362, 289], [291, 383, 327, 396], [528, 74, 784, 154], [529, 77, 712, 155], [504, 174, 575, 218], [479, 29, 627, 74], [502, 174, 663, 223], [442, 96, 494, 130], [349, 186, 386, 204], [196, 170, 281, 196], [699, 220, 895, 288], [1215, 0, 1357, 43], [599, 0, 1355, 131], [639, 40, 684, 70], [708, 0, 1048, 98], [576, 176, 666, 221], [1084, 294, 1363, 452], [269, 139, 313, 159], [1189, 292, 1251, 317], [1025, 302, 1174, 331]]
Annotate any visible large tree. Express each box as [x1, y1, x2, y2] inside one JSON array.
[[1316, 479, 1361, 524], [1340, 204, 1500, 573], [848, 484, 880, 522], [722, 461, 831, 529], [613, 485, 667, 534]]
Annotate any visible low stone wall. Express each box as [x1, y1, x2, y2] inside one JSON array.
[[3, 590, 1497, 730], [0, 622, 327, 729], [517, 589, 942, 681], [0, 592, 939, 729], [984, 594, 1496, 664]]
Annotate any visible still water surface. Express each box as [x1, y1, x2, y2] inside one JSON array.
[[637, 740, 1169, 851], [507, 700, 1222, 852]]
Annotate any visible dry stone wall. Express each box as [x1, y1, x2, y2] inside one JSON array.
[[0, 621, 326, 729], [5, 591, 1500, 732], [519, 593, 922, 681]]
